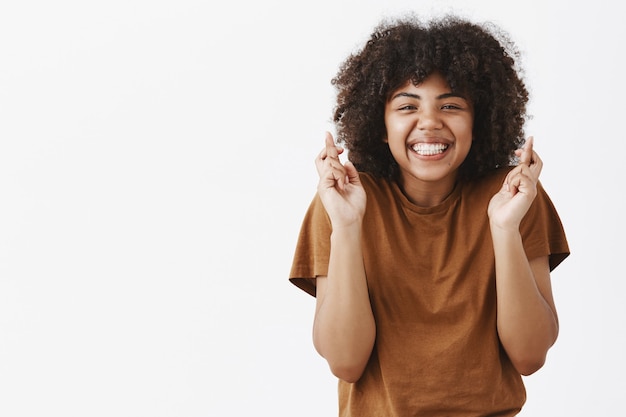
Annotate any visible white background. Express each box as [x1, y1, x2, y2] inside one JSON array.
[[0, 0, 623, 416]]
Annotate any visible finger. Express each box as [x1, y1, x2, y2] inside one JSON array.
[[506, 160, 540, 186], [507, 171, 538, 197], [519, 136, 534, 166], [344, 160, 361, 186], [330, 157, 348, 189], [504, 164, 522, 188], [316, 164, 346, 190], [504, 170, 524, 194], [316, 150, 345, 178], [325, 131, 339, 160], [528, 150, 543, 179], [504, 163, 529, 192], [316, 132, 343, 175], [316, 152, 349, 190], [317, 145, 344, 161], [317, 132, 343, 160]]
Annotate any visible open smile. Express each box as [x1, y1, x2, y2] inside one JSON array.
[[410, 143, 450, 156]]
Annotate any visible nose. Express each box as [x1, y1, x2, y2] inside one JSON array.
[[417, 107, 443, 130]]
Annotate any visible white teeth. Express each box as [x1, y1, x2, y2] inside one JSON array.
[[411, 143, 448, 156]]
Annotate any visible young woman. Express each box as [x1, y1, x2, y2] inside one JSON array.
[[289, 14, 569, 416]]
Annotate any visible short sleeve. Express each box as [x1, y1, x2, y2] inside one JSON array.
[[519, 181, 570, 271], [288, 194, 332, 297]]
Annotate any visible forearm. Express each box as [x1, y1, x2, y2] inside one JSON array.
[[491, 225, 558, 375], [313, 225, 376, 382]]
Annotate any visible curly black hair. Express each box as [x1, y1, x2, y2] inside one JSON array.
[[332, 14, 529, 181]]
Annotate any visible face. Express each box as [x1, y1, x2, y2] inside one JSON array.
[[384, 72, 474, 201]]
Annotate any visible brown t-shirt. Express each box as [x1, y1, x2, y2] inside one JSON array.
[[289, 168, 570, 417]]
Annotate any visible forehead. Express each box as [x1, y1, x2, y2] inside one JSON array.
[[388, 72, 472, 101]]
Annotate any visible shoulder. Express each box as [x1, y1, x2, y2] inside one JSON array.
[[358, 171, 388, 189], [357, 171, 398, 204], [460, 167, 509, 203], [466, 167, 509, 189]]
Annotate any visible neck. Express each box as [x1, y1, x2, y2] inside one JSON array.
[[398, 175, 458, 207]]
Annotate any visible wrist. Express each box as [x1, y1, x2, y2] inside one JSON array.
[[331, 222, 363, 241], [489, 216, 521, 234], [489, 221, 523, 244]]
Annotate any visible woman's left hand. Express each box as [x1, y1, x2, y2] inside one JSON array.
[[488, 136, 543, 231]]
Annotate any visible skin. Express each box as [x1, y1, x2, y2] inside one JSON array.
[[313, 134, 373, 383], [488, 137, 559, 375], [313, 73, 558, 382], [384, 73, 474, 206]]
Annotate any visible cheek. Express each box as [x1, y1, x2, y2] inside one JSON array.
[[453, 119, 474, 141], [385, 117, 412, 137]]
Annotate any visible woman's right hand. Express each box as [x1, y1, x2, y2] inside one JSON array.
[[314, 132, 366, 228]]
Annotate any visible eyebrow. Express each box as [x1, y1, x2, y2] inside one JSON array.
[[390, 92, 467, 101]]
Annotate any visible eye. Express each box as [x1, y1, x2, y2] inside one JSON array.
[[442, 104, 462, 110], [398, 104, 417, 111]]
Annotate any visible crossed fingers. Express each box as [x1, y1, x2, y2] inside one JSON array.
[[315, 132, 348, 190], [505, 136, 542, 192]]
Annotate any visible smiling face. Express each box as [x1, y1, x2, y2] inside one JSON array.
[[384, 72, 474, 206]]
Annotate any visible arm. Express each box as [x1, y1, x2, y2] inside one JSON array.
[[488, 137, 559, 375], [491, 236, 558, 375], [312, 132, 376, 383]]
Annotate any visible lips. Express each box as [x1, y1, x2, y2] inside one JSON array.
[[410, 142, 449, 156]]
